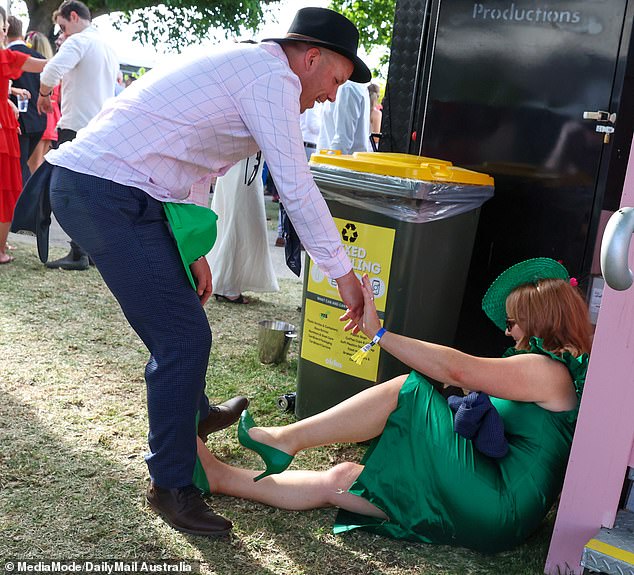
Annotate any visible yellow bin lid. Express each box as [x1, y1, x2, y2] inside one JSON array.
[[310, 151, 494, 186]]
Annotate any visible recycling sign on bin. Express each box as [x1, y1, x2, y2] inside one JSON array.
[[300, 217, 395, 382], [341, 222, 358, 242]]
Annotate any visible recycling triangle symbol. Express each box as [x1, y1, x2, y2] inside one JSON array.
[[341, 222, 358, 243]]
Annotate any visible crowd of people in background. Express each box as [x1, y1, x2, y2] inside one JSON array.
[[0, 0, 134, 268]]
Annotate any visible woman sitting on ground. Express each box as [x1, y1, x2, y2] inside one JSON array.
[[196, 258, 591, 552]]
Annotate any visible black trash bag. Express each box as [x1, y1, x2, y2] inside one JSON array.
[[280, 203, 302, 277], [11, 161, 53, 263]]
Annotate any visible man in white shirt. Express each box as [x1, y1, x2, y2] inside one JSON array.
[[37, 0, 118, 270], [44, 7, 370, 537], [317, 80, 371, 154]]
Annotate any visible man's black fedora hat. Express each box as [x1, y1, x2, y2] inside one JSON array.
[[263, 7, 371, 83]]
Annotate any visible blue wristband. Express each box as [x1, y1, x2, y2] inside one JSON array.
[[350, 327, 387, 365], [372, 327, 387, 345]]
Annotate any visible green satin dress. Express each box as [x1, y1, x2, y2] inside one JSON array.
[[334, 337, 589, 553]]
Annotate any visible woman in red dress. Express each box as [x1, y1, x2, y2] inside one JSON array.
[[1, 7, 47, 264]]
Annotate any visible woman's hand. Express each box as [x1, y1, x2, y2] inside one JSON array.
[[8, 99, 19, 122], [10, 87, 30, 100], [358, 273, 383, 339], [190, 257, 213, 306]]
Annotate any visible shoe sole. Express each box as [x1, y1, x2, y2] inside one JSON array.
[[146, 497, 232, 537]]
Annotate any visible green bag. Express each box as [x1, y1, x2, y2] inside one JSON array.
[[164, 202, 218, 290]]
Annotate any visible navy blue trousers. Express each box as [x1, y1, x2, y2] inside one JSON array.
[[50, 166, 211, 488]]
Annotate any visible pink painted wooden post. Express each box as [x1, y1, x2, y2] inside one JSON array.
[[544, 138, 634, 574]]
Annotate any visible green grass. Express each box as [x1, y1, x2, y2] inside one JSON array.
[[0, 244, 556, 574]]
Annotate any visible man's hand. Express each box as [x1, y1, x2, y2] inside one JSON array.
[[37, 94, 53, 115], [190, 257, 213, 306], [335, 269, 364, 332]]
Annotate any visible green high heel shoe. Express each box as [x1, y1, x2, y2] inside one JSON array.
[[238, 410, 294, 482]]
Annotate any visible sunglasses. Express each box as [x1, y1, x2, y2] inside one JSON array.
[[505, 318, 516, 331], [244, 151, 262, 186]]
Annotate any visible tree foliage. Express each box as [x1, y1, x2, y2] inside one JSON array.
[[22, 0, 396, 65], [329, 0, 396, 52], [25, 0, 280, 51]]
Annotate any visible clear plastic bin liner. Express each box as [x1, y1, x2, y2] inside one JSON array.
[[310, 164, 494, 223]]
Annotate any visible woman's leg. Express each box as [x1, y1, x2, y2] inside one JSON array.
[[28, 139, 51, 175], [198, 439, 387, 518], [249, 374, 407, 455], [0, 222, 13, 262]]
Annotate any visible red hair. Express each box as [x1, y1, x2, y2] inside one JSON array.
[[505, 278, 592, 356]]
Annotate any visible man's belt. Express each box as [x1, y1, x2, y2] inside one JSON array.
[[304, 141, 317, 149]]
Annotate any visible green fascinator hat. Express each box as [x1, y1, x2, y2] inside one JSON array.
[[482, 258, 570, 331], [164, 202, 218, 290]]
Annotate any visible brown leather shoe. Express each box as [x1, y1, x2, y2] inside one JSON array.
[[198, 396, 249, 441], [146, 481, 232, 537]]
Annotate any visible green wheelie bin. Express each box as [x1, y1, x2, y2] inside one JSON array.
[[295, 152, 494, 418]]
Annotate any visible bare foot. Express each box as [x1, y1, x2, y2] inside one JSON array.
[[0, 254, 15, 264]]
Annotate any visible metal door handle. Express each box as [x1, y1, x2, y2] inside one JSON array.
[[601, 207, 634, 290], [583, 110, 617, 123]]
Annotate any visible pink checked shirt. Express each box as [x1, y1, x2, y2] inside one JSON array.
[[45, 41, 351, 279]]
